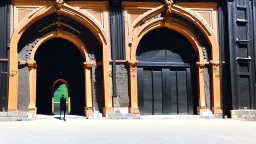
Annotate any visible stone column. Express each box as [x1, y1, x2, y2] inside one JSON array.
[[8, 45, 18, 111], [83, 62, 94, 118], [27, 60, 37, 114], [102, 44, 114, 117], [196, 62, 207, 114], [210, 60, 223, 114], [128, 60, 140, 114]]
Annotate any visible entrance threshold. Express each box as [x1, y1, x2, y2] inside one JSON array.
[[36, 114, 87, 119], [140, 115, 200, 119]]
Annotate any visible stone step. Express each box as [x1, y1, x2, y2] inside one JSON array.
[[107, 113, 140, 119], [36, 114, 87, 119], [231, 109, 256, 121], [140, 115, 200, 119], [0, 117, 34, 122]]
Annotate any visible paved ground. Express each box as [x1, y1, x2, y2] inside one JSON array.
[[0, 118, 256, 144]]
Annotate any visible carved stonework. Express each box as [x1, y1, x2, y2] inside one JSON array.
[[196, 62, 205, 73], [108, 70, 112, 77], [27, 60, 37, 70], [138, 14, 162, 29], [83, 62, 94, 69], [164, 0, 174, 18], [210, 60, 220, 78], [128, 60, 139, 78], [56, 0, 64, 10]]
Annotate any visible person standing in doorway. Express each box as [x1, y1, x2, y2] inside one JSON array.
[[60, 95, 66, 121]]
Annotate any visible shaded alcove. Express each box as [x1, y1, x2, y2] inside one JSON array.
[[35, 38, 85, 115], [136, 28, 198, 115]]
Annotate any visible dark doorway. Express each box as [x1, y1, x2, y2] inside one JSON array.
[[35, 38, 85, 115], [137, 28, 198, 115]]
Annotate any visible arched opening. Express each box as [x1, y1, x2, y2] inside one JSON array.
[[13, 10, 107, 117], [52, 79, 70, 115], [136, 28, 198, 115], [35, 38, 85, 115]]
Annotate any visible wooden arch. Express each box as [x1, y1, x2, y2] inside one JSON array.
[[130, 4, 219, 62], [8, 3, 112, 116], [128, 3, 222, 115], [30, 31, 89, 61], [131, 17, 205, 63]]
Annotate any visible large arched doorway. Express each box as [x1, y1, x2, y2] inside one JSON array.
[[137, 28, 198, 115], [35, 38, 85, 115], [8, 3, 113, 118]]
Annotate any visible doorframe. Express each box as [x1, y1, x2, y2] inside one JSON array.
[[52, 79, 70, 115], [8, 2, 113, 117], [126, 2, 222, 115]]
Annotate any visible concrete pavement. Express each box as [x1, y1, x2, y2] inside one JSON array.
[[0, 119, 255, 144]]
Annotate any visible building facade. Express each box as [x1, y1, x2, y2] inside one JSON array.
[[0, 0, 255, 119]]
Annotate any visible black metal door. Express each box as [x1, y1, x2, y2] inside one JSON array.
[[0, 1, 10, 111], [138, 66, 193, 115], [0, 61, 8, 111]]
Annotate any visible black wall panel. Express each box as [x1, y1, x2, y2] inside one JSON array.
[[0, 0, 10, 111], [109, 0, 125, 60], [109, 0, 126, 97], [227, 0, 256, 110]]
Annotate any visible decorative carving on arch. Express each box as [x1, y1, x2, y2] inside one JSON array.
[[126, 2, 218, 52], [125, 2, 219, 63], [12, 3, 108, 47], [56, 0, 64, 10], [170, 14, 210, 61], [163, 0, 174, 19]]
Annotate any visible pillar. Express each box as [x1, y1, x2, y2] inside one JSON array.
[[210, 60, 222, 114], [196, 62, 207, 114], [102, 44, 114, 117], [128, 60, 140, 114], [27, 60, 37, 114], [83, 62, 94, 118], [8, 45, 18, 111]]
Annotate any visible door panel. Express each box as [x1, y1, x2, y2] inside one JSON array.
[[138, 66, 194, 115], [137, 67, 144, 113], [143, 70, 153, 115], [177, 71, 188, 114], [186, 68, 193, 114], [162, 68, 169, 114], [153, 71, 162, 115], [169, 70, 178, 114]]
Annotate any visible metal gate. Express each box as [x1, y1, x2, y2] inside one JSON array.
[[137, 63, 194, 115]]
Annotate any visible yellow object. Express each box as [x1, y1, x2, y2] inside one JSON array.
[[68, 97, 71, 114], [52, 97, 54, 115]]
